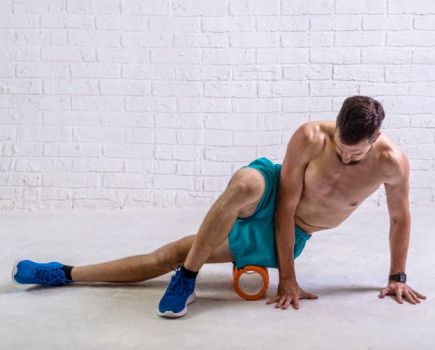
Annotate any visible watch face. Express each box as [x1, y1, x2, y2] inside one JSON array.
[[399, 274, 406, 283]]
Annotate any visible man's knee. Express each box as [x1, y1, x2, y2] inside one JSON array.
[[156, 244, 182, 267], [224, 168, 265, 206]]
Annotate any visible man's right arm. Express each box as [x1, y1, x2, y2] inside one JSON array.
[[268, 122, 321, 309]]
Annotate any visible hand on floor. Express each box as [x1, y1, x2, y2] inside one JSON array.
[[266, 280, 318, 310], [379, 281, 426, 304]]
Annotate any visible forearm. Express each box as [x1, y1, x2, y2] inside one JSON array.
[[389, 219, 411, 275], [274, 213, 297, 283]]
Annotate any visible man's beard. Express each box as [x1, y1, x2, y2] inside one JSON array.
[[336, 152, 361, 166]]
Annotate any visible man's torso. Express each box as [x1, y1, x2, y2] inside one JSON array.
[[294, 120, 400, 234]]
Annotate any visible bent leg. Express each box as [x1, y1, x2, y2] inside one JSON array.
[[183, 168, 264, 272]]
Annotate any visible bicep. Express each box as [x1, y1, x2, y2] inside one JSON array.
[[277, 125, 314, 213]]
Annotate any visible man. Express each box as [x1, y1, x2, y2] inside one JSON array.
[[12, 96, 426, 318]]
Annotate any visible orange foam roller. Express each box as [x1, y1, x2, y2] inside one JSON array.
[[233, 265, 269, 301]]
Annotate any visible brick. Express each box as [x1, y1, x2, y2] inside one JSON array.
[[363, 15, 412, 30], [0, 79, 42, 94], [258, 81, 308, 97], [121, 0, 170, 15], [204, 82, 257, 98], [44, 111, 100, 125], [359, 82, 409, 96], [230, 0, 280, 15], [19, 125, 71, 142], [283, 65, 332, 80], [202, 49, 256, 65], [72, 126, 124, 143], [310, 15, 362, 31], [41, 46, 95, 62], [283, 97, 331, 112], [14, 0, 67, 14], [172, 0, 227, 16], [175, 65, 230, 81], [95, 15, 149, 31], [17, 62, 68, 78], [44, 79, 99, 94], [310, 81, 359, 96], [122, 64, 175, 80], [387, 31, 435, 46], [385, 65, 435, 82], [96, 48, 150, 64], [125, 96, 176, 112], [388, 0, 435, 15], [204, 114, 257, 131], [17, 95, 70, 110], [334, 65, 384, 82], [121, 33, 172, 48], [151, 49, 201, 64], [100, 80, 151, 96], [232, 98, 281, 113], [152, 81, 202, 96], [335, 0, 386, 14], [174, 34, 227, 48], [257, 48, 308, 64], [256, 16, 309, 32], [202, 17, 256, 32], [71, 96, 124, 111], [282, 32, 333, 47], [67, 0, 120, 14], [362, 48, 411, 64], [15, 29, 67, 45], [70, 63, 121, 78], [335, 31, 385, 46], [125, 127, 153, 143], [282, 0, 334, 15], [310, 48, 360, 64], [41, 14, 93, 29], [177, 97, 231, 113], [204, 146, 256, 161], [232, 65, 281, 81], [149, 17, 200, 32], [102, 112, 153, 127]]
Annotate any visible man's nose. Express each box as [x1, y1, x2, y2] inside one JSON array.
[[342, 152, 352, 163]]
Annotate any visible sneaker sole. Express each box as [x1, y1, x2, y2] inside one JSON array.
[[157, 292, 196, 318]]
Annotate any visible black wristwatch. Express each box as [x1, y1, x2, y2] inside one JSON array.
[[389, 272, 406, 283]]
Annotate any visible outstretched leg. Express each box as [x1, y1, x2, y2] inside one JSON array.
[[70, 234, 234, 283]]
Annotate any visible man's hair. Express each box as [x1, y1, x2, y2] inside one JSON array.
[[336, 96, 385, 145]]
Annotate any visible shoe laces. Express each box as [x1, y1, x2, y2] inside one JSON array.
[[34, 267, 64, 286], [166, 267, 188, 295]]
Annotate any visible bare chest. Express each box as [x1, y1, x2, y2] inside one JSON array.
[[303, 159, 383, 206]]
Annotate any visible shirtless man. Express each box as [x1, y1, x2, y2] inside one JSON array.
[[12, 96, 426, 318]]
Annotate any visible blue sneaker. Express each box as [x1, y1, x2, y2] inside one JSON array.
[[157, 266, 196, 318], [12, 259, 73, 287]]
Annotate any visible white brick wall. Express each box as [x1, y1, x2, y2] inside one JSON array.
[[1, 0, 435, 210]]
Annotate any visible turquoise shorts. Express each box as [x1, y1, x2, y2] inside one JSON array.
[[227, 157, 312, 269]]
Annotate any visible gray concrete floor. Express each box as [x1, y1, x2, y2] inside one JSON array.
[[1, 207, 434, 350]]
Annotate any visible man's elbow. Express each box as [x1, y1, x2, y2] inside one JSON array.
[[389, 211, 411, 226]]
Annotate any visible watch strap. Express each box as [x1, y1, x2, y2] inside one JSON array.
[[389, 272, 406, 283]]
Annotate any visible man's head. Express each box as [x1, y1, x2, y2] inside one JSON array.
[[335, 96, 385, 165]]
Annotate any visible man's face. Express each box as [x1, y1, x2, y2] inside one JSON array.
[[334, 130, 375, 166]]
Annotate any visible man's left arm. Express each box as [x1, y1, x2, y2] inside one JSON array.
[[381, 151, 426, 304]]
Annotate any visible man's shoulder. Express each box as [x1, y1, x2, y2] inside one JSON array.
[[294, 120, 330, 156], [376, 134, 409, 183]]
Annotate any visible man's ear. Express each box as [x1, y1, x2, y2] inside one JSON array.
[[372, 131, 381, 143]]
